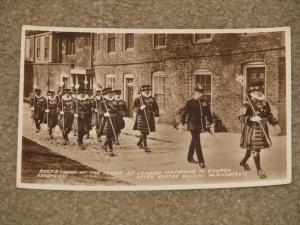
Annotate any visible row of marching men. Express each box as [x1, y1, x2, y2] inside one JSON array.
[[29, 84, 159, 156]]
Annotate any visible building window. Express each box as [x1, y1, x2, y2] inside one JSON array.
[[153, 34, 166, 49], [194, 34, 212, 43], [97, 34, 101, 50], [193, 70, 212, 104], [66, 37, 75, 55], [107, 34, 116, 53], [36, 37, 41, 59], [124, 33, 134, 50], [44, 36, 49, 59], [243, 62, 266, 94], [105, 74, 116, 90], [152, 71, 166, 111]]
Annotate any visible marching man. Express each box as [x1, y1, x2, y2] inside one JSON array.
[[179, 85, 214, 168], [114, 89, 127, 145], [45, 90, 59, 139], [74, 88, 92, 150], [30, 87, 46, 133], [133, 84, 159, 152], [238, 80, 281, 179], [99, 87, 119, 156], [93, 89, 105, 143], [58, 88, 74, 145]]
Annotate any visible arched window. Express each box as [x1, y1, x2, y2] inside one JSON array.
[[193, 69, 212, 104]]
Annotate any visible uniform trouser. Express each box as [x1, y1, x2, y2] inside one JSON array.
[[241, 148, 261, 171], [34, 118, 42, 129], [188, 129, 204, 163], [77, 130, 86, 145], [105, 133, 113, 150], [62, 127, 71, 140], [138, 132, 149, 147]]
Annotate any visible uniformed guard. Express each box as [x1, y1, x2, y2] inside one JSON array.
[[45, 90, 59, 139], [133, 84, 159, 152], [93, 89, 105, 143], [58, 88, 74, 145], [85, 89, 94, 139], [239, 81, 281, 179], [71, 90, 77, 137], [99, 87, 118, 156], [114, 89, 127, 145], [179, 85, 214, 168], [74, 88, 91, 150], [30, 87, 46, 133]]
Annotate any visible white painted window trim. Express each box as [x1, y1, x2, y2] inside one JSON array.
[[243, 62, 267, 96], [193, 69, 212, 104], [123, 73, 134, 101], [123, 33, 134, 51], [193, 34, 213, 44], [153, 34, 167, 49], [106, 34, 116, 54]]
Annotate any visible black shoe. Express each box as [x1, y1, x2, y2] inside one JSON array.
[[97, 136, 102, 142], [188, 159, 198, 164], [79, 144, 85, 150], [137, 142, 143, 149], [240, 161, 251, 171], [257, 169, 267, 179], [199, 162, 206, 168], [144, 147, 150, 152], [49, 134, 54, 139], [102, 145, 107, 152], [116, 141, 120, 145]]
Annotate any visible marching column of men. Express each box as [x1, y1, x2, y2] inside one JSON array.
[[29, 85, 158, 156]]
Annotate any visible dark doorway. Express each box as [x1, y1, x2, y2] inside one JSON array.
[[125, 77, 134, 117]]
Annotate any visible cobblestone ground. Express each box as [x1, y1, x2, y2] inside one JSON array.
[[20, 103, 288, 187]]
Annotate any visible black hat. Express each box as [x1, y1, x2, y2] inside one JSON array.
[[95, 90, 102, 96], [140, 85, 151, 92], [114, 89, 122, 95], [194, 85, 204, 93], [34, 87, 41, 92], [62, 88, 71, 95], [102, 87, 112, 95], [249, 81, 264, 92], [47, 89, 55, 95]]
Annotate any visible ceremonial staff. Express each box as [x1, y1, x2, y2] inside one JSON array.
[[93, 82, 101, 126], [74, 78, 79, 137], [60, 80, 65, 136], [137, 84, 151, 134], [98, 84, 117, 142], [235, 74, 272, 147]]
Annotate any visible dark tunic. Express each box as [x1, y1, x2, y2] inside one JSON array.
[[133, 95, 159, 133], [30, 95, 46, 121], [116, 99, 127, 133], [92, 97, 105, 135], [181, 98, 213, 132], [76, 96, 92, 135], [239, 98, 278, 150], [58, 96, 74, 132], [45, 96, 59, 128], [99, 97, 119, 136]]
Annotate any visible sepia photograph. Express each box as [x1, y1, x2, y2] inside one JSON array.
[[16, 26, 291, 191]]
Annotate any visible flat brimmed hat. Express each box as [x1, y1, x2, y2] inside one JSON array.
[[34, 87, 41, 92], [102, 87, 113, 95], [47, 89, 55, 95], [140, 85, 151, 92], [249, 81, 264, 92], [62, 88, 72, 95], [113, 89, 122, 95]]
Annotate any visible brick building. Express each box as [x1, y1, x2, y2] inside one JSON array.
[[24, 31, 94, 97], [93, 32, 286, 133]]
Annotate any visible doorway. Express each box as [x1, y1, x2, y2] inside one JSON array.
[[124, 74, 134, 118]]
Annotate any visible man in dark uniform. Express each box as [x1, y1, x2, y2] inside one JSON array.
[[133, 84, 159, 152], [30, 87, 46, 133], [99, 87, 118, 156], [74, 88, 91, 150], [239, 82, 281, 179], [93, 89, 105, 143], [85, 89, 94, 139], [114, 89, 127, 145], [45, 90, 59, 139], [180, 85, 214, 168], [58, 88, 74, 145]]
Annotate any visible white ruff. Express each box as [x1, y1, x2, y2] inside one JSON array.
[[250, 93, 265, 101], [104, 96, 113, 101], [62, 95, 72, 101]]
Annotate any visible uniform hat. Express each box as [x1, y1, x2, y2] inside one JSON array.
[[113, 89, 122, 95], [248, 81, 264, 92], [47, 89, 55, 95], [140, 85, 151, 92], [102, 87, 112, 95], [96, 90, 102, 96], [62, 88, 72, 95], [194, 84, 204, 93], [34, 87, 41, 92]]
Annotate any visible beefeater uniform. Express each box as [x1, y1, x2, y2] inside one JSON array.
[[239, 82, 280, 178], [75, 89, 92, 150], [133, 85, 159, 152], [180, 86, 214, 168], [85, 89, 94, 139], [99, 87, 118, 155], [45, 90, 59, 138], [114, 89, 127, 145], [92, 90, 105, 142], [30, 88, 46, 133], [58, 88, 74, 144]]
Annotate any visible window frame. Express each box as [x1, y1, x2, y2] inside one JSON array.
[[66, 37, 75, 55], [153, 34, 167, 49], [124, 33, 134, 51], [44, 36, 50, 60], [107, 33, 116, 54], [36, 37, 41, 59], [152, 71, 167, 112], [193, 33, 213, 44], [105, 74, 116, 90], [193, 69, 212, 104]]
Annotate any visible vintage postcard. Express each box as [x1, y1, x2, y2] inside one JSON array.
[[17, 26, 291, 191]]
